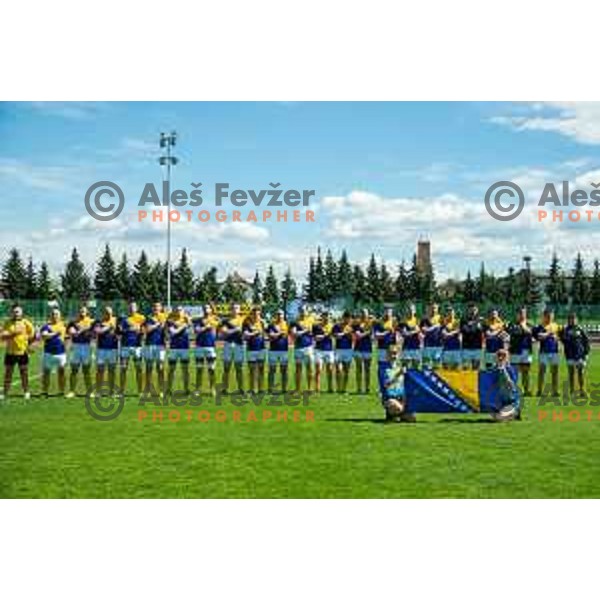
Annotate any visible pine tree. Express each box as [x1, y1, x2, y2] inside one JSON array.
[[336, 250, 353, 300], [148, 260, 165, 303], [280, 269, 297, 311], [305, 256, 317, 302], [313, 247, 326, 301], [502, 267, 519, 306], [571, 252, 590, 306], [519, 257, 541, 309], [324, 249, 338, 301], [352, 264, 367, 305], [380, 262, 395, 303], [395, 261, 410, 302], [251, 270, 263, 304], [37, 261, 52, 299], [263, 266, 279, 307], [173, 248, 195, 301], [1, 248, 27, 299], [463, 271, 476, 303], [545, 253, 568, 306], [131, 251, 152, 303], [408, 254, 421, 301], [222, 274, 245, 303], [202, 267, 220, 301], [61, 248, 91, 300], [590, 260, 600, 305], [24, 257, 37, 299], [366, 254, 381, 304], [116, 253, 131, 300], [94, 245, 119, 301], [475, 263, 488, 303]]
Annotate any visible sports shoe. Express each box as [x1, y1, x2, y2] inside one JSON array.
[[24, 392, 31, 401], [66, 391, 75, 399]]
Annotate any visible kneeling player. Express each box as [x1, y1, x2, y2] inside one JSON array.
[[380, 345, 415, 423], [40, 308, 67, 397], [193, 304, 219, 394]]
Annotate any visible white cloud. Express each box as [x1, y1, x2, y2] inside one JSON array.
[[489, 102, 600, 145]]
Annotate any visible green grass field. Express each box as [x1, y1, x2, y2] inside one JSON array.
[[1, 349, 599, 498]]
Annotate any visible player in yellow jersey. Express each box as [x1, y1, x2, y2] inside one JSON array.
[[243, 306, 267, 393], [221, 303, 246, 393], [313, 311, 335, 393], [118, 301, 146, 396], [40, 307, 67, 397], [193, 303, 220, 394], [0, 304, 35, 401], [291, 305, 315, 392], [267, 309, 289, 393], [66, 306, 94, 398], [94, 306, 119, 395], [143, 302, 168, 396]]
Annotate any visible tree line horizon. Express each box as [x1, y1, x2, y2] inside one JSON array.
[[2, 245, 600, 311]]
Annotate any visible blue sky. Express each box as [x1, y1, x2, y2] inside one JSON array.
[[1, 101, 600, 281]]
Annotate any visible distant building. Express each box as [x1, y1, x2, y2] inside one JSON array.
[[416, 239, 431, 274]]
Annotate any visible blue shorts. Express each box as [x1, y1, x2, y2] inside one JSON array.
[[294, 346, 315, 365], [97, 348, 118, 366], [336, 348, 354, 364], [70, 343, 92, 366], [120, 346, 142, 362], [169, 348, 190, 363], [539, 352, 560, 366], [268, 350, 289, 365], [195, 347, 217, 361], [223, 342, 245, 364], [423, 346, 442, 362], [144, 345, 166, 363], [402, 348, 422, 362], [442, 349, 462, 365], [462, 349, 482, 364], [247, 349, 266, 363]]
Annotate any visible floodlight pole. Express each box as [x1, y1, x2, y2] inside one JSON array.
[[159, 132, 178, 310]]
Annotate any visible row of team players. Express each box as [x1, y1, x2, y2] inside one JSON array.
[[0, 301, 591, 399]]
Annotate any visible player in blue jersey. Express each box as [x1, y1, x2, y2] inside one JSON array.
[[313, 311, 335, 393], [118, 301, 145, 396], [40, 307, 67, 397], [373, 307, 398, 393], [507, 307, 534, 396], [66, 305, 95, 398], [221, 303, 245, 393], [560, 312, 590, 397], [441, 307, 461, 369], [166, 305, 192, 396], [399, 304, 422, 368], [484, 309, 507, 368], [353, 308, 373, 394], [534, 308, 561, 397], [420, 303, 443, 368], [291, 305, 315, 392], [143, 302, 167, 395], [460, 305, 484, 370], [243, 306, 267, 393], [94, 306, 119, 394], [193, 304, 220, 394], [332, 311, 354, 393], [267, 309, 289, 393]]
